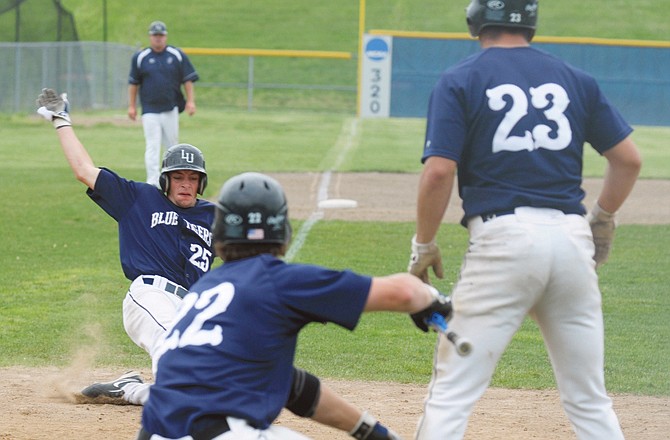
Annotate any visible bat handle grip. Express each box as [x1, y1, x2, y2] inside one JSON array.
[[426, 312, 473, 357]]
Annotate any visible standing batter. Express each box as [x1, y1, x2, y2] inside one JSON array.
[[408, 1, 641, 439], [138, 172, 453, 440], [128, 20, 199, 187]]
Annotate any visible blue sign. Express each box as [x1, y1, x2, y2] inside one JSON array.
[[365, 38, 389, 61]]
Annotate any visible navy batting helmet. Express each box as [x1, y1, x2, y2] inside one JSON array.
[[159, 144, 208, 195], [466, 0, 538, 38], [212, 172, 291, 245]]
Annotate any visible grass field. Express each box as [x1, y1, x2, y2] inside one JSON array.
[[2, 110, 669, 397], [1, 1, 669, 399]]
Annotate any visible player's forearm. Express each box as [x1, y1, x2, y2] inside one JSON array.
[[56, 127, 100, 189], [310, 382, 361, 431], [183, 81, 195, 103], [598, 137, 642, 213], [415, 158, 455, 243], [366, 274, 435, 313], [128, 84, 138, 107]]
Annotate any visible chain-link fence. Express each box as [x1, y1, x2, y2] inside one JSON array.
[[1, 42, 135, 113], [0, 0, 78, 42]]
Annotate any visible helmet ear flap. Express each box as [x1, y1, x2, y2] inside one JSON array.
[[159, 173, 169, 193], [198, 174, 208, 195], [285, 220, 292, 245]]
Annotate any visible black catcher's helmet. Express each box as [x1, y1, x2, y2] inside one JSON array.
[[466, 0, 538, 38], [159, 144, 208, 194], [212, 172, 291, 245]]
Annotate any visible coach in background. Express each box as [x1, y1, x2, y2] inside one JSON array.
[[128, 20, 199, 188], [408, 1, 641, 439]]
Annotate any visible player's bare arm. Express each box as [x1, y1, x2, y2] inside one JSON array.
[[55, 128, 101, 190], [598, 136, 642, 213], [183, 80, 196, 116], [36, 88, 100, 190], [408, 156, 455, 283], [415, 156, 456, 243], [365, 273, 444, 313], [587, 136, 642, 267], [128, 84, 138, 120]]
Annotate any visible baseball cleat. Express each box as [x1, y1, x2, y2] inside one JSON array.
[[81, 370, 143, 398]]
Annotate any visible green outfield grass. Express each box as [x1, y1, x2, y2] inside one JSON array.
[[1, 111, 669, 397]]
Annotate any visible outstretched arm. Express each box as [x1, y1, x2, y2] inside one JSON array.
[[55, 127, 101, 190], [37, 89, 101, 190]]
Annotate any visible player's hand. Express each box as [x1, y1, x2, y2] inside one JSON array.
[[36, 88, 71, 128], [410, 286, 452, 333], [349, 411, 404, 440], [407, 235, 444, 284], [587, 202, 616, 269], [185, 101, 196, 116]]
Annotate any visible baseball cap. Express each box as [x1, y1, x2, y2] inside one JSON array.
[[148, 21, 168, 35]]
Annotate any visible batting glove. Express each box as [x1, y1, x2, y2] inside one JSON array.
[[587, 202, 616, 269], [407, 235, 444, 284], [410, 286, 452, 333], [36, 88, 71, 129], [350, 411, 403, 440]]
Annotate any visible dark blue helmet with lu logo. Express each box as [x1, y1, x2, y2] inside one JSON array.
[[159, 143, 208, 194]]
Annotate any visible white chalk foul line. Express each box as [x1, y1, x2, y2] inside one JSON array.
[[285, 118, 359, 262], [284, 171, 330, 263]]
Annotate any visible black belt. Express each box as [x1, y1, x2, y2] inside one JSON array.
[[480, 209, 516, 223], [136, 418, 230, 440], [142, 276, 188, 299]]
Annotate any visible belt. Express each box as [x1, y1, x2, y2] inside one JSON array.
[[142, 276, 188, 299], [480, 209, 516, 223]]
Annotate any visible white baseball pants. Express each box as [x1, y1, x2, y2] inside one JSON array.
[[414, 207, 624, 440], [142, 107, 179, 187], [140, 418, 312, 440], [121, 274, 185, 405], [217, 417, 312, 440]]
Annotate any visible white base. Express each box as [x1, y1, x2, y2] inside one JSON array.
[[318, 199, 358, 209]]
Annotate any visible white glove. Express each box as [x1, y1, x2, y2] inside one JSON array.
[[587, 202, 616, 269], [36, 88, 72, 129], [407, 235, 444, 284]]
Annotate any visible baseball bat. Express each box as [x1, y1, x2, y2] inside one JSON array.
[[426, 312, 473, 357]]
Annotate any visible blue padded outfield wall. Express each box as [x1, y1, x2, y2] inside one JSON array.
[[385, 34, 670, 126]]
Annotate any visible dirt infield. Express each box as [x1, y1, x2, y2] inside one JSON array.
[[276, 173, 670, 225], [1, 367, 668, 440], [1, 173, 667, 440]]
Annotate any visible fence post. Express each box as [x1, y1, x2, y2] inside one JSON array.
[[247, 56, 254, 112], [14, 45, 21, 112]]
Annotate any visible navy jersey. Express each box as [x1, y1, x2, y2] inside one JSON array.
[[423, 46, 633, 224], [142, 254, 372, 437], [129, 45, 199, 114], [87, 168, 214, 288]]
